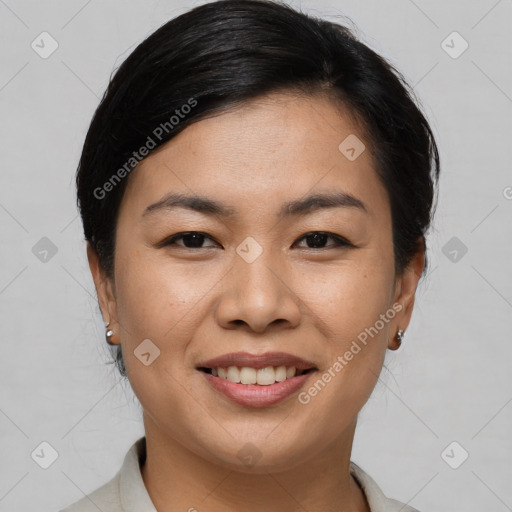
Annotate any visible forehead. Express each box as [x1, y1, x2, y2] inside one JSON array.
[[120, 92, 389, 221]]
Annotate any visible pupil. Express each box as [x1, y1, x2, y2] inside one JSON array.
[[184, 233, 204, 248], [307, 233, 327, 248]]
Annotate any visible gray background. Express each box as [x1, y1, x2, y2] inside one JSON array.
[[1, 0, 511, 510]]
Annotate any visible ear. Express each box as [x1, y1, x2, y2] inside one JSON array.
[[87, 242, 120, 346], [389, 238, 425, 349]]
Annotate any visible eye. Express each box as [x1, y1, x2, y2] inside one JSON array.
[[160, 231, 219, 249], [158, 230, 352, 251], [294, 231, 352, 250]]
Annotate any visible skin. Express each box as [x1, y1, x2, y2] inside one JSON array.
[[88, 91, 424, 512]]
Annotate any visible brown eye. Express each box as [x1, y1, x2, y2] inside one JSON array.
[[161, 231, 218, 249], [295, 232, 352, 249]]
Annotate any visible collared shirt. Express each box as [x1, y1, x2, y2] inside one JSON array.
[[60, 437, 420, 512]]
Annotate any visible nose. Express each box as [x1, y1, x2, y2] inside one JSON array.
[[215, 247, 301, 334]]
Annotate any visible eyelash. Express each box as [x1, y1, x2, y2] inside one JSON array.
[[159, 231, 353, 250]]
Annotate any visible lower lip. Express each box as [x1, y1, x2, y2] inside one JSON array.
[[199, 370, 315, 408]]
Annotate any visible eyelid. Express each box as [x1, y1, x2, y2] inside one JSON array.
[[156, 231, 219, 249], [294, 232, 353, 248], [157, 230, 354, 250]]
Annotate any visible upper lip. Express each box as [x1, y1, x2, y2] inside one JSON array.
[[196, 351, 318, 371]]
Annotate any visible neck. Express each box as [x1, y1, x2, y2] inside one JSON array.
[[140, 414, 370, 512]]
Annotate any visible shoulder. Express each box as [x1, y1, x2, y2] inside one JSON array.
[[59, 437, 155, 512], [59, 472, 121, 512], [350, 461, 421, 512]]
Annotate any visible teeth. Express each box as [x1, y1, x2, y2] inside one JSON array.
[[210, 365, 303, 385], [240, 367, 257, 384], [227, 366, 241, 383]]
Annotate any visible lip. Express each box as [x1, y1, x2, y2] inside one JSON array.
[[199, 370, 316, 407], [196, 351, 317, 371]]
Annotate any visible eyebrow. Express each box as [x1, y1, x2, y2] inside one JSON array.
[[142, 191, 368, 219]]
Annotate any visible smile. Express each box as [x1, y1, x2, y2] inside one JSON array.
[[199, 365, 313, 385], [197, 366, 317, 407]]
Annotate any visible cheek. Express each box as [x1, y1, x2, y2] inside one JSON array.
[[112, 245, 225, 357], [112, 246, 185, 342], [301, 251, 395, 339], [296, 256, 395, 408], [295, 314, 389, 448]]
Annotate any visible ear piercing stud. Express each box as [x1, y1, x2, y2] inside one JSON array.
[[395, 328, 405, 348], [105, 321, 115, 345]]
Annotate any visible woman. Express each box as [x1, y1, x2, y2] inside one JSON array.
[[62, 0, 440, 510]]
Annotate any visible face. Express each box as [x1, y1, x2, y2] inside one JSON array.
[[89, 92, 422, 472]]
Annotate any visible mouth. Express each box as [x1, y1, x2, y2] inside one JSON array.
[[196, 355, 318, 408], [195, 352, 318, 407], [197, 365, 316, 385], [195, 351, 318, 385]]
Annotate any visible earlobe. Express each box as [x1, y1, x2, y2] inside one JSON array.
[[86, 242, 119, 339], [389, 241, 425, 350]]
